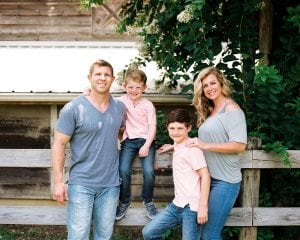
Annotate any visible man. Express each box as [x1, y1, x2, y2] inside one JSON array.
[[52, 59, 126, 240]]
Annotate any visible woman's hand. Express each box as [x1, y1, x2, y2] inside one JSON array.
[[185, 137, 208, 150]]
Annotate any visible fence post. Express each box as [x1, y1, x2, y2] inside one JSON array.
[[239, 168, 260, 240], [239, 141, 261, 240]]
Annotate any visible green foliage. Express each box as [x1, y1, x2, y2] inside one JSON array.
[[156, 110, 172, 147], [80, 0, 106, 9], [287, 5, 300, 31], [263, 142, 290, 167], [0, 225, 17, 240], [0, 225, 66, 240], [222, 227, 240, 239], [257, 227, 274, 240]]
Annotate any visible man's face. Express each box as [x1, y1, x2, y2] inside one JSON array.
[[88, 65, 114, 94]]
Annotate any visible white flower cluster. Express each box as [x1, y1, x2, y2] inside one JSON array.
[[177, 5, 193, 23], [144, 19, 160, 34], [138, 43, 151, 56]]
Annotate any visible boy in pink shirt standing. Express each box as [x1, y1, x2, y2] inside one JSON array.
[[116, 69, 158, 220], [142, 109, 210, 240]]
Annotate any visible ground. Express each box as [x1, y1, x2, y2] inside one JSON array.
[[0, 225, 183, 240]]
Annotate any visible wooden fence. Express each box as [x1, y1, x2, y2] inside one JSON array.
[[0, 149, 299, 240]]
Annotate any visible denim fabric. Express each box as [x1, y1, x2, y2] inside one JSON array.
[[119, 138, 156, 203], [67, 184, 119, 240], [142, 202, 200, 240], [201, 178, 241, 240]]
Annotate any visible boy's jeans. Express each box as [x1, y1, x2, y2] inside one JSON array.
[[119, 138, 156, 203], [142, 202, 200, 240], [67, 184, 119, 240]]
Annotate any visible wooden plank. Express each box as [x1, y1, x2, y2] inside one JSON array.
[[253, 150, 300, 168], [0, 15, 91, 25], [154, 150, 253, 169], [239, 150, 253, 168], [0, 149, 70, 167], [253, 207, 300, 226], [0, 205, 252, 226], [225, 207, 253, 226], [1, 149, 300, 170], [0, 149, 254, 169], [0, 2, 85, 16], [0, 33, 96, 41], [0, 25, 91, 34], [50, 104, 57, 146], [1, 149, 299, 169], [131, 185, 174, 202], [0, 93, 192, 105], [0, 167, 51, 199], [0, 205, 66, 225]]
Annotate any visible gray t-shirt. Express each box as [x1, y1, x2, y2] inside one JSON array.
[[198, 109, 247, 183], [56, 95, 126, 187]]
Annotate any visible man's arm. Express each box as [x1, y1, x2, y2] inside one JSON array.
[[52, 130, 71, 204]]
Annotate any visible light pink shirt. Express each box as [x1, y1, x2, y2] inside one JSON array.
[[172, 138, 207, 212], [118, 95, 156, 140]]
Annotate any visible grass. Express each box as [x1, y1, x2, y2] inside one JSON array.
[[0, 225, 183, 240], [0, 225, 145, 240]]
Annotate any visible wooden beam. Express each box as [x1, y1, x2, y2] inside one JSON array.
[[0, 205, 252, 227], [253, 208, 300, 226], [253, 150, 300, 168], [0, 93, 191, 105], [0, 149, 299, 169]]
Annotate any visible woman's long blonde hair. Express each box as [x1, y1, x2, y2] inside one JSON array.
[[192, 67, 232, 127]]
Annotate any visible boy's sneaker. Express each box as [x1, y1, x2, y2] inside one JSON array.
[[115, 202, 131, 220], [143, 201, 158, 219]]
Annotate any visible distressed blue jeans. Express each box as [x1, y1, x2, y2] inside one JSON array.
[[119, 138, 156, 204], [142, 202, 201, 240], [201, 178, 241, 240], [67, 184, 119, 240]]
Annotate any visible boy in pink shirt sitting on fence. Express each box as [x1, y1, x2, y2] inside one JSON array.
[[116, 69, 158, 220], [142, 109, 210, 240]]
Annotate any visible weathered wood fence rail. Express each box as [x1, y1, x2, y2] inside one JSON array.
[[0, 149, 299, 240]]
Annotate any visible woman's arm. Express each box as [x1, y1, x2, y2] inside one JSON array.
[[187, 138, 246, 154]]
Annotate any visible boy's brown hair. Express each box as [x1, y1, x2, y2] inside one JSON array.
[[166, 109, 192, 128]]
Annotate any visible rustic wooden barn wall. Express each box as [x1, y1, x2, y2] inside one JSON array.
[[0, 0, 133, 41], [0, 104, 50, 148], [0, 104, 51, 199]]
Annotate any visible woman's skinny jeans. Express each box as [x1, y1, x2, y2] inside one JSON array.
[[201, 178, 241, 240]]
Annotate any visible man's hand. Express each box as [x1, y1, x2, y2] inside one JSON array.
[[53, 182, 68, 204]]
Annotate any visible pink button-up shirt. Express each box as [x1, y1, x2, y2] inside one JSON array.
[[118, 94, 156, 140]]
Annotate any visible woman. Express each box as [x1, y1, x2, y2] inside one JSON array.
[[159, 66, 247, 239]]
